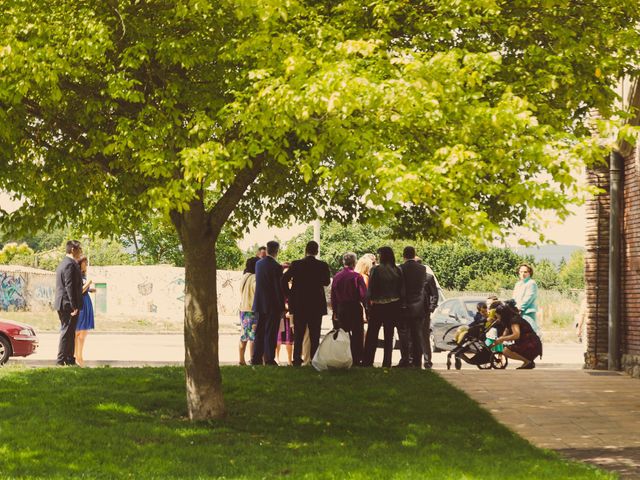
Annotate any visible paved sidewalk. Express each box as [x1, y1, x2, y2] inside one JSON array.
[[439, 369, 640, 479]]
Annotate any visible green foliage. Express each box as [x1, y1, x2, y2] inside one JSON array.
[[533, 259, 560, 290], [0, 242, 34, 266], [280, 223, 398, 273], [0, 225, 69, 252], [419, 240, 525, 290], [2, 0, 639, 242], [122, 214, 244, 270], [0, 367, 613, 479], [35, 251, 65, 271], [559, 250, 585, 290], [466, 271, 517, 292], [215, 229, 244, 271], [122, 215, 185, 266], [85, 237, 133, 267], [280, 223, 525, 287]]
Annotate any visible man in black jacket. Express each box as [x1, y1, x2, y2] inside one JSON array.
[[282, 241, 331, 366], [397, 246, 438, 368], [422, 269, 439, 368], [53, 240, 83, 366]]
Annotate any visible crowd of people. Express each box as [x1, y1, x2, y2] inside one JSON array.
[[50, 237, 541, 370], [239, 240, 440, 368], [239, 240, 543, 370]]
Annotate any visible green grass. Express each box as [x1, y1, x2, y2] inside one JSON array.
[[0, 366, 612, 479]]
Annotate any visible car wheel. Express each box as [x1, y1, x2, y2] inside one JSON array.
[[0, 335, 12, 365]]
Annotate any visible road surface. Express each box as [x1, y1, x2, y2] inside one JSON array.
[[13, 330, 586, 369]]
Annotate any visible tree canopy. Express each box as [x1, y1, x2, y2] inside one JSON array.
[[1, 0, 638, 419], [2, 1, 639, 241]]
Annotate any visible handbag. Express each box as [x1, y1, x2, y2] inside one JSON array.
[[312, 328, 353, 371]]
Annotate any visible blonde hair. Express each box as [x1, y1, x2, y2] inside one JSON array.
[[355, 254, 375, 277]]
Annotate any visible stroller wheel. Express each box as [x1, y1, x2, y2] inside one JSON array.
[[492, 352, 508, 370], [477, 357, 493, 370], [454, 357, 462, 370]]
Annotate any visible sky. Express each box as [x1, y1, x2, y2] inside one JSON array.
[[237, 204, 587, 250], [1, 191, 586, 249]]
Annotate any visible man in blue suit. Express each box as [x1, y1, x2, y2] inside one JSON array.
[[251, 240, 285, 365]]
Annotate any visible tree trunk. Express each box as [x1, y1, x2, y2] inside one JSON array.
[[175, 200, 225, 420]]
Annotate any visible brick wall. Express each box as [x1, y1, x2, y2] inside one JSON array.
[[585, 164, 610, 369], [586, 147, 640, 377], [622, 145, 640, 376]]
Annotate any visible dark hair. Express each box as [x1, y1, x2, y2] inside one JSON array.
[[77, 256, 88, 267], [244, 256, 258, 274], [518, 263, 534, 277], [494, 302, 519, 326], [377, 246, 396, 266], [258, 246, 266, 252], [66, 240, 81, 254], [305, 241, 319, 256], [266, 240, 280, 256], [402, 246, 416, 259], [477, 302, 487, 311]]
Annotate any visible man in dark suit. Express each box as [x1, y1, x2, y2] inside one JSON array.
[[397, 247, 438, 368], [397, 246, 427, 368], [282, 241, 331, 366], [422, 268, 439, 369], [54, 240, 84, 366], [251, 240, 285, 365]]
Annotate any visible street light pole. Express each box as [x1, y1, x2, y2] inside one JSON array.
[[82, 234, 90, 265], [313, 219, 321, 258]]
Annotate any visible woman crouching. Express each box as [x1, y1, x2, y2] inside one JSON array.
[[490, 302, 542, 369]]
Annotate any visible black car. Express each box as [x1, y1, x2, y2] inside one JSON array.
[[431, 296, 487, 352]]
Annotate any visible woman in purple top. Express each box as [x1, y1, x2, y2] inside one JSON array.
[[331, 252, 367, 365]]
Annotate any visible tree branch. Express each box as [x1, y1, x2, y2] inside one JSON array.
[[207, 155, 265, 235]]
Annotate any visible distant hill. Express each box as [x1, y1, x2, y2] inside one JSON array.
[[512, 245, 584, 266]]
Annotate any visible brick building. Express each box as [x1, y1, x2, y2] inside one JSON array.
[[585, 141, 640, 378]]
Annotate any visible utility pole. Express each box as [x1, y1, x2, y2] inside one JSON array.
[[313, 219, 321, 258]]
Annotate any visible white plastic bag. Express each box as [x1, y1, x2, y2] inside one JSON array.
[[312, 328, 353, 371]]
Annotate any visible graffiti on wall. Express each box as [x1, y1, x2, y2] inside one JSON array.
[[170, 276, 185, 303], [33, 284, 55, 304], [0, 272, 27, 311], [138, 280, 153, 296]]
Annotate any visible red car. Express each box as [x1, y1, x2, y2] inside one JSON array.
[[0, 319, 39, 365]]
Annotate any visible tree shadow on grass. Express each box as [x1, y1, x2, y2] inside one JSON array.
[[0, 367, 614, 479]]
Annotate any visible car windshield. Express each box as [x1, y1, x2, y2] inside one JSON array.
[[464, 300, 481, 318]]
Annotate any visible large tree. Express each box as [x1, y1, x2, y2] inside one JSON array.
[[1, 0, 639, 419]]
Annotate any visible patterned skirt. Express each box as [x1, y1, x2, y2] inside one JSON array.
[[240, 311, 256, 342]]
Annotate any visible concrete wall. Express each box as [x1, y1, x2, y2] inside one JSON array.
[[0, 266, 56, 312], [0, 264, 243, 320], [88, 265, 243, 320]]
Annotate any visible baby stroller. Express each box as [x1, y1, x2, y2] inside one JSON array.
[[443, 320, 508, 370]]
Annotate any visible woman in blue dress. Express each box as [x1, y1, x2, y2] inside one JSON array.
[[75, 256, 95, 367]]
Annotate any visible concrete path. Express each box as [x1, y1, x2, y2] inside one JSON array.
[[14, 332, 586, 368], [439, 369, 640, 479]]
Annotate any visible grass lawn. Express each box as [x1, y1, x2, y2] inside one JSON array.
[[0, 366, 613, 479]]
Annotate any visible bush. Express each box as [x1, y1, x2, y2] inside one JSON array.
[[0, 243, 35, 266], [466, 272, 516, 291]]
